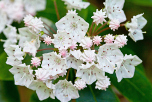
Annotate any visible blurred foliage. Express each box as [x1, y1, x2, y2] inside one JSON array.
[[0, 0, 152, 102]]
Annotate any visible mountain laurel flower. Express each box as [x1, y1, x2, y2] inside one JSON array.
[[55, 10, 89, 42], [80, 50, 96, 63], [104, 34, 115, 43], [59, 49, 68, 58], [35, 68, 51, 81], [114, 35, 128, 48], [80, 36, 93, 49], [116, 54, 142, 82], [55, 79, 79, 102], [41, 52, 68, 76], [31, 57, 41, 68], [93, 36, 102, 46], [76, 62, 105, 85], [126, 13, 147, 42], [103, 0, 126, 23], [97, 43, 123, 74], [91, 9, 107, 25], [109, 19, 120, 31], [44, 36, 52, 46], [28, 17, 44, 34], [23, 14, 34, 26], [9, 64, 34, 87], [74, 79, 87, 90], [62, 0, 90, 10], [95, 76, 111, 91], [70, 41, 78, 50], [53, 30, 73, 50]]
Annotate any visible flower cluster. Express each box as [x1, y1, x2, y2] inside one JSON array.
[[0, 0, 46, 33], [3, 0, 147, 102]]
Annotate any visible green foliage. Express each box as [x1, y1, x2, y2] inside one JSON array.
[[108, 64, 152, 102], [0, 81, 20, 102], [0, 52, 13, 80], [77, 85, 119, 102]]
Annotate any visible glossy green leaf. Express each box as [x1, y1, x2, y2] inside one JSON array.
[[108, 64, 152, 102], [77, 85, 120, 102], [0, 81, 20, 102], [0, 52, 13, 80]]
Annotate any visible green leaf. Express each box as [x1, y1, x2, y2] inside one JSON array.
[[77, 84, 120, 102], [126, 0, 152, 7], [0, 52, 13, 80], [108, 64, 152, 102], [0, 81, 20, 102]]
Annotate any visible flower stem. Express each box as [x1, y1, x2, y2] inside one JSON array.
[[43, 22, 57, 34], [54, 0, 60, 20], [94, 27, 110, 36], [44, 27, 54, 38], [92, 24, 97, 36], [37, 48, 54, 52], [89, 21, 94, 36], [94, 22, 108, 35], [66, 69, 70, 80]]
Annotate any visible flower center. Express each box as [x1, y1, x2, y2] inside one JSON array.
[[70, 22, 77, 30], [54, 58, 61, 65]]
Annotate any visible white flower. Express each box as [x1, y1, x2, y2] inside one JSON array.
[[80, 36, 93, 49], [76, 62, 105, 85], [18, 27, 38, 47], [53, 30, 72, 50], [35, 68, 51, 81], [4, 45, 24, 61], [41, 52, 68, 76], [9, 64, 34, 87], [23, 39, 38, 57], [3, 25, 18, 43], [70, 41, 78, 50], [6, 2, 24, 22], [74, 79, 87, 90], [109, 19, 120, 31], [59, 49, 68, 58], [0, 11, 7, 33], [116, 54, 142, 82], [55, 79, 79, 102], [58, 70, 67, 77], [126, 13, 147, 42], [104, 34, 115, 43], [62, 0, 90, 10], [95, 76, 111, 91], [104, 0, 126, 23], [6, 56, 22, 66], [70, 50, 82, 59], [43, 36, 53, 46], [66, 55, 83, 69], [97, 43, 123, 74], [23, 14, 34, 26], [114, 35, 127, 48], [93, 36, 102, 46], [28, 17, 44, 34], [55, 10, 89, 42], [91, 9, 107, 25], [80, 50, 96, 63], [31, 57, 41, 68], [23, 0, 46, 12], [29, 80, 55, 100]]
